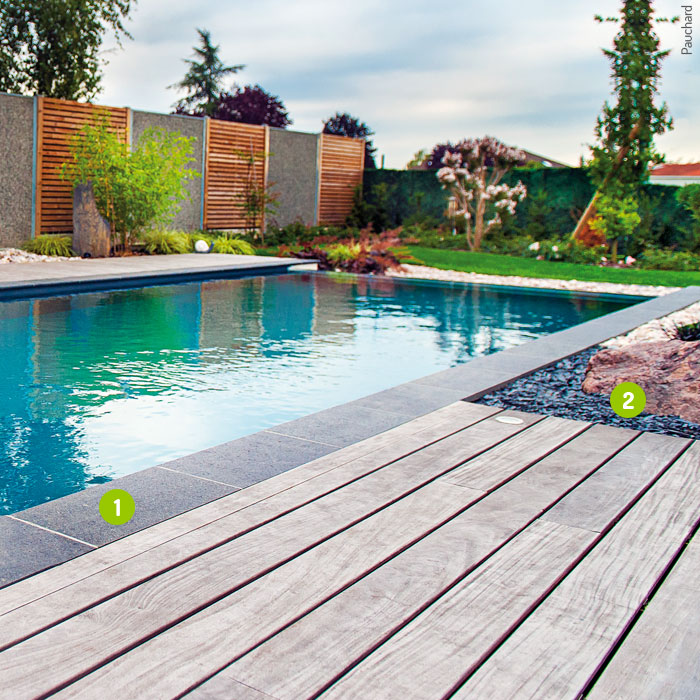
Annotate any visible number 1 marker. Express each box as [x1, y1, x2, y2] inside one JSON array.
[[99, 489, 135, 525]]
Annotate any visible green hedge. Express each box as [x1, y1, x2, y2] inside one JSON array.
[[363, 168, 694, 251]]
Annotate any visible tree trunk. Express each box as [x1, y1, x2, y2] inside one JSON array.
[[571, 120, 642, 242]]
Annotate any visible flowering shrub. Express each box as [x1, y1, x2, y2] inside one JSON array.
[[436, 136, 527, 251]]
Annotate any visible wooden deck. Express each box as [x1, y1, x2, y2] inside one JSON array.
[[0, 401, 698, 699]]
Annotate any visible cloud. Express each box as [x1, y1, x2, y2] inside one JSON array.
[[99, 0, 700, 168]]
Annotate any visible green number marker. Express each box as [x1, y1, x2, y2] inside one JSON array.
[[610, 382, 646, 418], [99, 489, 135, 525]]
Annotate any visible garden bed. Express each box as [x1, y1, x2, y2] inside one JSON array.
[[476, 346, 700, 440]]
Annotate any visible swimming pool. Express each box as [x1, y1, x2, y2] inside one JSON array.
[[0, 272, 638, 514]]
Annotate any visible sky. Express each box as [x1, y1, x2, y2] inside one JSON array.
[[99, 0, 699, 169]]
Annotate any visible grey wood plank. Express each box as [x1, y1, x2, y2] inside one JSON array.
[[542, 431, 690, 532], [322, 433, 686, 698], [51, 424, 635, 699], [458, 441, 700, 699], [11, 482, 480, 700], [323, 520, 596, 699], [0, 401, 496, 639], [184, 674, 278, 699], [0, 408, 536, 697], [588, 536, 700, 699], [442, 415, 588, 491]]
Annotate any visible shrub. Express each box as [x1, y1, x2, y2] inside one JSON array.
[[211, 237, 255, 255], [482, 234, 536, 256], [260, 222, 346, 248], [141, 230, 190, 255], [60, 111, 199, 252], [677, 184, 700, 248], [282, 228, 410, 275], [21, 235, 74, 257], [523, 238, 605, 264], [639, 248, 700, 271], [670, 321, 700, 341], [589, 194, 641, 260]]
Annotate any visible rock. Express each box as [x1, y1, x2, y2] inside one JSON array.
[[73, 182, 111, 257], [582, 340, 700, 423]]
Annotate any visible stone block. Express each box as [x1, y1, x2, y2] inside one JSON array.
[[72, 182, 111, 257]]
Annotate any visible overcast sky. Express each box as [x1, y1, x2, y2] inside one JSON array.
[[99, 0, 699, 168]]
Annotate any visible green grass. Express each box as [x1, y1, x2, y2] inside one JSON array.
[[407, 247, 700, 288]]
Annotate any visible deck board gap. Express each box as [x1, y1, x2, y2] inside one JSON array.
[[192, 429, 641, 700], [580, 516, 700, 698]]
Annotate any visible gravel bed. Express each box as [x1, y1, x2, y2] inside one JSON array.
[[0, 247, 80, 264], [389, 264, 678, 298], [603, 301, 700, 348], [476, 347, 700, 440]]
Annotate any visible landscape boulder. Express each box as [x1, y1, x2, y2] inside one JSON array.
[[73, 182, 111, 257], [582, 340, 700, 423]]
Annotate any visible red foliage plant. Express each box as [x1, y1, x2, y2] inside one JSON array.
[[282, 227, 412, 275]]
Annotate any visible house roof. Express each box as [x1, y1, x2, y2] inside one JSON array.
[[518, 150, 570, 169], [650, 163, 700, 177], [415, 146, 570, 170]]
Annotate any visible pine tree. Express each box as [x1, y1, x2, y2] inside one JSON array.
[[590, 1, 676, 197], [170, 29, 244, 117], [572, 1, 677, 241]]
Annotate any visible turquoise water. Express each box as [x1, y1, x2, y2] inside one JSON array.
[[0, 272, 637, 514]]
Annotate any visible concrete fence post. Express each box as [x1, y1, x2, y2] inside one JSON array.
[[30, 95, 38, 239]]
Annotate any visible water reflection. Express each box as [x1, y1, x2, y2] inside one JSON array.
[[0, 272, 635, 513]]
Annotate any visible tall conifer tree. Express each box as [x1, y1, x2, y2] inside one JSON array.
[[572, 1, 677, 241]]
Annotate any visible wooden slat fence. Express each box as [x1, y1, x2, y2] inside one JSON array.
[[317, 133, 365, 226], [31, 96, 366, 236], [203, 120, 268, 231], [36, 97, 129, 234]]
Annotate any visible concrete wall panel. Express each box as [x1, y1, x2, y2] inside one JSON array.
[[131, 111, 204, 232], [0, 94, 34, 247], [268, 129, 318, 227]]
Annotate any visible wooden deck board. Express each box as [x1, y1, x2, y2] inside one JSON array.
[[588, 534, 700, 699], [0, 401, 695, 699], [458, 440, 700, 699], [542, 431, 690, 532], [0, 408, 536, 696], [0, 402, 496, 646], [442, 414, 588, 491], [321, 433, 687, 699], [85, 425, 634, 700]]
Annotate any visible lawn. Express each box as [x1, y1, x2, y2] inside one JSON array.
[[407, 246, 700, 288]]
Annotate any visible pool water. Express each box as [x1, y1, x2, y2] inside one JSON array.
[[0, 272, 637, 514]]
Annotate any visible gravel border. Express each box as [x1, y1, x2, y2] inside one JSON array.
[[603, 301, 700, 348], [0, 248, 82, 264], [389, 264, 678, 298], [476, 346, 700, 440]]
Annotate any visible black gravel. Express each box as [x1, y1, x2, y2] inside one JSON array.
[[476, 346, 700, 440]]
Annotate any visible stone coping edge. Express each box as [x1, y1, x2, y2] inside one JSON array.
[[0, 259, 315, 301], [1, 284, 699, 589]]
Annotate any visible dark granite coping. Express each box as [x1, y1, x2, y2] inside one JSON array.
[[0, 257, 318, 301], [1, 283, 699, 588]]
